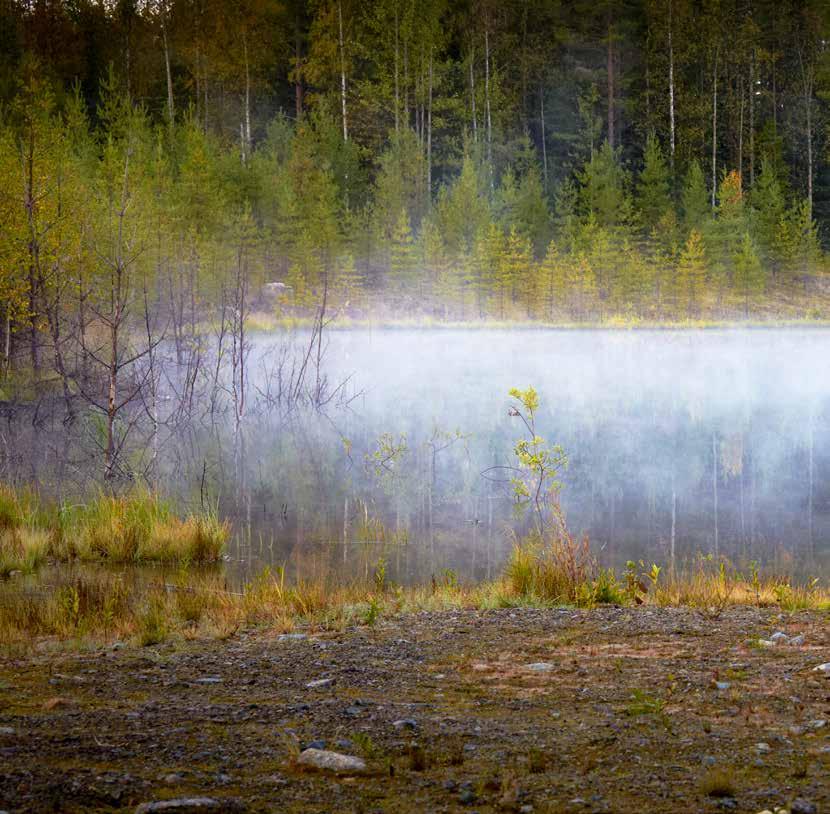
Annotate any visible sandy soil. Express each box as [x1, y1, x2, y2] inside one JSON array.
[[1, 606, 828, 813]]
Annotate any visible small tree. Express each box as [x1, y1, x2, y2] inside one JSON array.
[[503, 387, 568, 533]]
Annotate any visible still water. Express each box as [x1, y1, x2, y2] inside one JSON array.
[[220, 328, 829, 584]]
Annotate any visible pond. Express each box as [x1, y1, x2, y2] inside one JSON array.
[[4, 328, 829, 585]]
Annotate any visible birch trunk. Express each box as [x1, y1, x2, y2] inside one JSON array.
[[338, 1, 348, 142], [668, 0, 675, 172], [711, 48, 718, 209]]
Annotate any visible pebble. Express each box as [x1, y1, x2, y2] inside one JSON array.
[[789, 634, 805, 646], [458, 789, 477, 805], [806, 719, 826, 731], [305, 740, 326, 750], [195, 677, 222, 685], [715, 681, 731, 690], [135, 799, 245, 813], [335, 739, 354, 750], [702, 755, 717, 767], [0, 727, 14, 736], [791, 800, 817, 814], [526, 662, 555, 672], [393, 718, 418, 730], [770, 632, 789, 643], [295, 748, 367, 775], [305, 678, 334, 689], [755, 743, 771, 754], [812, 662, 830, 674], [278, 633, 307, 641]]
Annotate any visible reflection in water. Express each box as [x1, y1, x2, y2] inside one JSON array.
[[2, 329, 828, 584]]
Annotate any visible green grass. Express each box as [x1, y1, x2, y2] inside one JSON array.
[[0, 484, 228, 567]]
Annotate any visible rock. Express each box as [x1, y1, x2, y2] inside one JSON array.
[[758, 639, 776, 648], [305, 678, 334, 689], [791, 799, 817, 814], [278, 633, 307, 641], [443, 779, 457, 791], [305, 739, 326, 750], [195, 677, 222, 685], [295, 748, 367, 775], [458, 789, 477, 805], [393, 718, 418, 731], [770, 632, 789, 643], [755, 742, 771, 754], [526, 662, 555, 672], [335, 739, 354, 750], [135, 798, 245, 813], [0, 727, 14, 736], [343, 705, 363, 717], [715, 681, 731, 690], [702, 755, 717, 767], [812, 662, 830, 674], [789, 634, 805, 646], [806, 719, 826, 730]]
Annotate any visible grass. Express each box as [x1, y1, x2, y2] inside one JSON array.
[[0, 482, 828, 648], [0, 483, 228, 567]]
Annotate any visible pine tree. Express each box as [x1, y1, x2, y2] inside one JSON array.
[[637, 132, 672, 236], [681, 159, 709, 234], [677, 229, 708, 318], [733, 232, 764, 315]]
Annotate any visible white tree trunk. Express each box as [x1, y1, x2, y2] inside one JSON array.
[[338, 1, 348, 142]]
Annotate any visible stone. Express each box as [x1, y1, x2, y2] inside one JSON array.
[[758, 639, 776, 648], [526, 663, 555, 672], [393, 718, 418, 731], [715, 681, 731, 690], [789, 634, 805, 646], [195, 677, 222, 685], [0, 727, 14, 736], [295, 748, 367, 775], [755, 743, 771, 754], [278, 633, 307, 641], [305, 678, 334, 689], [305, 740, 326, 750], [806, 719, 826, 730], [458, 789, 477, 805], [791, 800, 817, 814], [812, 662, 830, 674], [135, 798, 245, 813], [770, 632, 789, 643]]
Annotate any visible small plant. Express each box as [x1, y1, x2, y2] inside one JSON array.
[[363, 596, 381, 626], [626, 689, 666, 716], [527, 746, 548, 774], [700, 767, 737, 798], [351, 731, 380, 758], [137, 596, 169, 646], [592, 568, 623, 605], [373, 557, 387, 592]]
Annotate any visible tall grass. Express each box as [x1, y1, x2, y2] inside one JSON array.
[[0, 484, 228, 568]]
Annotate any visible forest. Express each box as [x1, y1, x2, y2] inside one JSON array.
[[2, 0, 830, 374]]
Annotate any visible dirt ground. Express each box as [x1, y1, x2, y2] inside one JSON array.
[[0, 606, 828, 813]]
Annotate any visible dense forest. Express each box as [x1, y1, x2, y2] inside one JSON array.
[[2, 0, 830, 372]]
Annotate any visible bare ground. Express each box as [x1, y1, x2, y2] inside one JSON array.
[[1, 606, 829, 813]]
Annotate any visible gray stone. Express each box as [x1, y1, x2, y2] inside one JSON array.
[[305, 678, 334, 689], [770, 632, 789, 643], [812, 662, 830, 674], [135, 798, 245, 813], [195, 677, 222, 685], [755, 742, 771, 754], [278, 633, 307, 641], [458, 789, 477, 805], [305, 739, 326, 750], [0, 727, 14, 736], [789, 634, 805, 646], [295, 748, 367, 775], [526, 662, 555, 672], [791, 799, 817, 814], [715, 681, 731, 690], [393, 718, 418, 730], [806, 719, 826, 730]]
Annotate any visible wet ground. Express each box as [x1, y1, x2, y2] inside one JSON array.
[[1, 606, 828, 813]]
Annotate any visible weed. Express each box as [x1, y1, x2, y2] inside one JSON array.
[[137, 596, 168, 646], [626, 689, 666, 716], [700, 767, 737, 798]]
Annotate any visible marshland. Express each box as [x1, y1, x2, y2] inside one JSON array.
[[2, 0, 830, 811]]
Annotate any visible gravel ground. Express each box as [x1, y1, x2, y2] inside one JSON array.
[[0, 606, 828, 813]]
